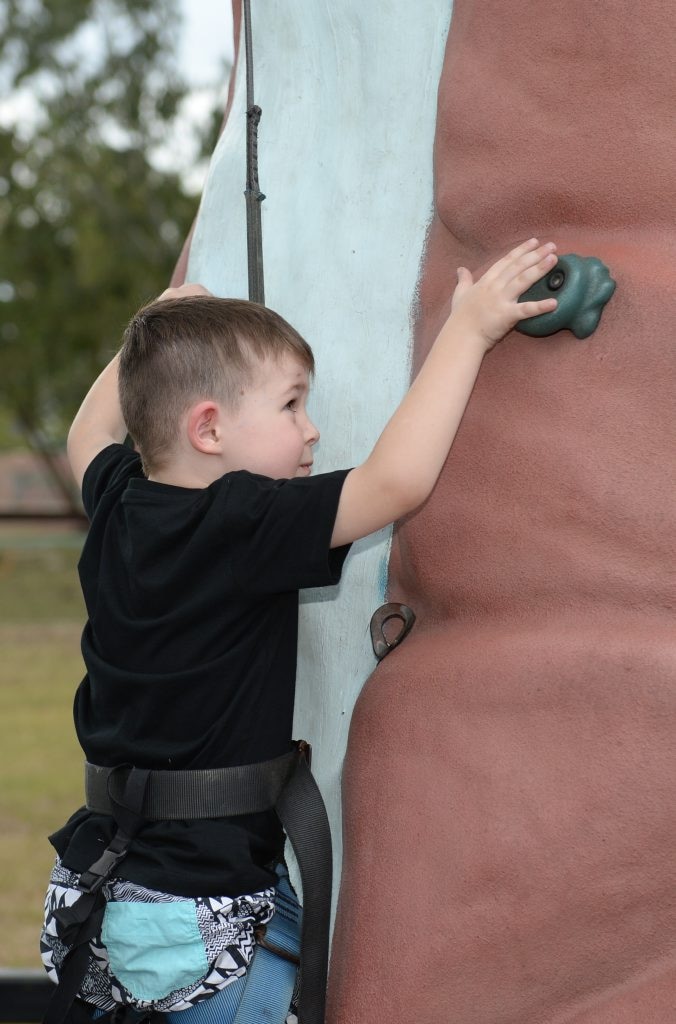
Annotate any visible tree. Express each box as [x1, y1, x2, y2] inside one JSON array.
[[0, 0, 216, 510]]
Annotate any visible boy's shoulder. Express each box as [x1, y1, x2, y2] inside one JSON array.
[[82, 442, 142, 518]]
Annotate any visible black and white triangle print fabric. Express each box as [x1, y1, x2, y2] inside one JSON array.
[[40, 857, 276, 1013]]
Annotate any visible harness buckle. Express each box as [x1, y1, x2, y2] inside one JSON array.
[[77, 832, 131, 894]]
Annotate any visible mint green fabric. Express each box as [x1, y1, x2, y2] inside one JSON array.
[[102, 900, 207, 1001]]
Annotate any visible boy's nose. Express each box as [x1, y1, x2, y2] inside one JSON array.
[[305, 417, 320, 445]]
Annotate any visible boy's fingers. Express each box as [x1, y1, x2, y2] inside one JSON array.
[[508, 249, 558, 292], [506, 237, 543, 262], [157, 282, 211, 302], [516, 297, 558, 320], [451, 266, 474, 307], [482, 238, 543, 282]]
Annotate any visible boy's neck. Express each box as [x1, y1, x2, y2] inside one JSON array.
[[147, 454, 220, 490], [147, 469, 206, 489]]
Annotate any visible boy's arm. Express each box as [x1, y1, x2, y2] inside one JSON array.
[[67, 353, 127, 491], [67, 283, 211, 491], [331, 238, 558, 548]]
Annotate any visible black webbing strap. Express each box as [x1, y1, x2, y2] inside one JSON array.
[[85, 748, 298, 819], [69, 1000, 157, 1024], [42, 903, 105, 1024], [276, 753, 333, 1024], [83, 744, 332, 1024], [44, 768, 151, 1024]]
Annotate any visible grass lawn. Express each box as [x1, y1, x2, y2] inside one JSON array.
[[0, 528, 86, 968]]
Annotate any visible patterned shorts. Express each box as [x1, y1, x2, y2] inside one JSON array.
[[41, 858, 276, 1013]]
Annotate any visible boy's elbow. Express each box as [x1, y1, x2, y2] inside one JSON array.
[[335, 462, 433, 546], [66, 418, 116, 487], [375, 470, 431, 523], [66, 422, 89, 484], [66, 422, 80, 466], [396, 480, 430, 519], [67, 417, 90, 462]]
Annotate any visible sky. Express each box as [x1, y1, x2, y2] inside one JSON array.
[[157, 0, 234, 192], [178, 0, 234, 87], [0, 0, 235, 195]]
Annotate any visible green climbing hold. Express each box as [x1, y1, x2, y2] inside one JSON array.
[[517, 253, 616, 339]]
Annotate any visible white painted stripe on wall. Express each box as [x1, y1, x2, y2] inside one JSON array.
[[187, 1, 451, 911]]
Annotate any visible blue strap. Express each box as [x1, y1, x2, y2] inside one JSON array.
[[162, 867, 300, 1024], [95, 870, 301, 1024], [232, 867, 301, 1024], [164, 975, 247, 1024]]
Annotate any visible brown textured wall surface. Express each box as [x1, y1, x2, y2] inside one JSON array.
[[330, 2, 676, 1022]]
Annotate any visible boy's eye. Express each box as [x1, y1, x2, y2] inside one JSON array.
[[285, 399, 297, 411]]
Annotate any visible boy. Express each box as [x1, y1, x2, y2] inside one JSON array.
[[41, 239, 558, 1023]]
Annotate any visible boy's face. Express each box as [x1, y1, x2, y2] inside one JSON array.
[[221, 353, 319, 479]]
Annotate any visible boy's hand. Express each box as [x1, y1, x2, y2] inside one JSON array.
[[157, 282, 212, 302], [451, 238, 558, 350], [331, 239, 559, 547]]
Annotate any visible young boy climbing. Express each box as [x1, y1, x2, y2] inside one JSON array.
[[40, 239, 557, 1024]]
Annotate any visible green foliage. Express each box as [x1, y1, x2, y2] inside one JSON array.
[[0, 0, 212, 446], [0, 530, 85, 621], [0, 528, 86, 966], [0, 623, 84, 967]]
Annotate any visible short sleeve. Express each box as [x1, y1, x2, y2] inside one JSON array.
[[82, 443, 143, 520], [224, 469, 352, 594]]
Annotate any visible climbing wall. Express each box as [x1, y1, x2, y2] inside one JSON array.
[[330, 2, 676, 1022], [179, 2, 676, 1022]]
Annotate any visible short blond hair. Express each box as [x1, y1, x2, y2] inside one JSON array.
[[119, 296, 314, 474]]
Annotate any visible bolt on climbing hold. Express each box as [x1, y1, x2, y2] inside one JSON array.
[[517, 253, 616, 339]]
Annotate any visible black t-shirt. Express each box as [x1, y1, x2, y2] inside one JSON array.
[[50, 444, 351, 897]]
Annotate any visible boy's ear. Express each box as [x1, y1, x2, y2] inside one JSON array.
[[187, 401, 223, 455]]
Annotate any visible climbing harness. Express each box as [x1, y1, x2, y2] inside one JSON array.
[[42, 769, 151, 1024], [43, 743, 331, 1024], [45, 865, 299, 1024], [243, 0, 265, 305]]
